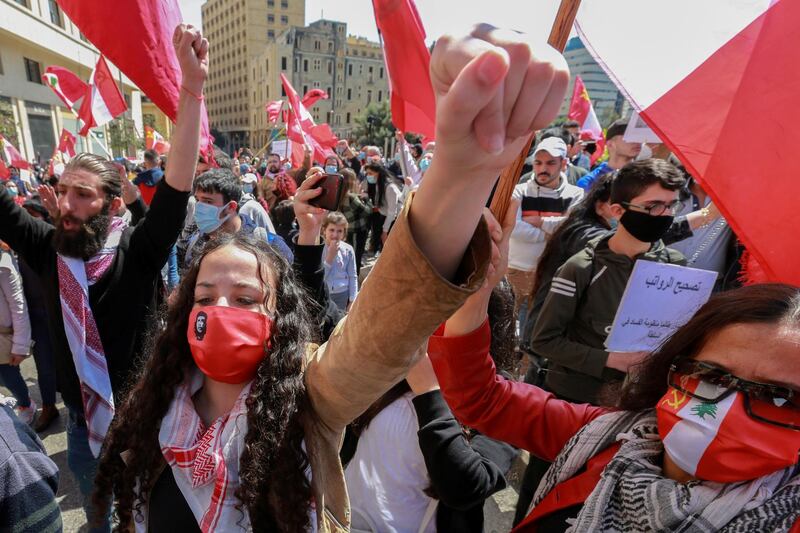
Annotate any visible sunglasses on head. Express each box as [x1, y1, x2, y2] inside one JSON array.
[[668, 359, 800, 431]]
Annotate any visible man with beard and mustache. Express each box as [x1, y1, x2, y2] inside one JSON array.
[[0, 24, 208, 531], [258, 152, 297, 210], [508, 137, 584, 325]]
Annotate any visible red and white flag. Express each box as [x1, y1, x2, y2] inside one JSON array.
[[265, 100, 283, 123], [372, 0, 436, 140], [0, 135, 30, 170], [568, 76, 604, 164], [576, 0, 799, 285], [280, 74, 336, 166], [0, 159, 10, 180], [57, 129, 77, 159], [78, 55, 128, 136], [144, 125, 170, 155], [43, 66, 89, 110]]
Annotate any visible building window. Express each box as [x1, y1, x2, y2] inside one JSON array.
[[48, 0, 63, 27], [348, 64, 353, 76], [281, 56, 287, 70], [380, 67, 384, 79], [347, 88, 352, 100], [303, 59, 308, 72], [281, 15, 288, 25], [327, 61, 332, 74], [282, 86, 286, 97], [268, 14, 274, 23], [326, 86, 331, 96], [367, 90, 372, 104], [328, 42, 333, 52], [314, 41, 320, 51], [24, 58, 42, 84], [314, 59, 320, 71], [268, 0, 274, 5], [378, 91, 382, 102], [303, 85, 308, 95], [281, 0, 289, 7], [346, 112, 351, 124], [268, 30, 275, 38]]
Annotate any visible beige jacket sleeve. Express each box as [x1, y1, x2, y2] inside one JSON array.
[[0, 253, 31, 356], [305, 195, 491, 432]]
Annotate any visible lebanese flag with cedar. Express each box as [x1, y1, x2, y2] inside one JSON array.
[[0, 135, 30, 170], [568, 76, 604, 164], [576, 0, 799, 286], [57, 129, 77, 159], [78, 55, 128, 136], [43, 66, 89, 109], [145, 126, 170, 155], [372, 0, 436, 140]]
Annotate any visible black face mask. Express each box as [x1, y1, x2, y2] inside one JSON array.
[[619, 209, 673, 243]]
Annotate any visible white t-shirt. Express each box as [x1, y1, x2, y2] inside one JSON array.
[[344, 392, 437, 533]]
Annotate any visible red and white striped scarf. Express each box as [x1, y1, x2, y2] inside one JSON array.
[[159, 371, 252, 532], [57, 217, 127, 457]]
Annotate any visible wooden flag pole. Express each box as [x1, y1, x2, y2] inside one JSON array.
[[489, 0, 581, 222]]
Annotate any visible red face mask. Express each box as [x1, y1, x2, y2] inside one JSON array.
[[657, 375, 800, 483], [187, 306, 273, 384]]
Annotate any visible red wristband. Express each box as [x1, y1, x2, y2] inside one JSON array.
[[181, 85, 204, 101]]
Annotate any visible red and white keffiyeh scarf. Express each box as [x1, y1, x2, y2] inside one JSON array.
[[57, 217, 127, 457], [159, 370, 252, 532]]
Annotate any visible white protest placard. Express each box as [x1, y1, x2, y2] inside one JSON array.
[[623, 111, 662, 144], [605, 260, 718, 353], [270, 139, 293, 159]]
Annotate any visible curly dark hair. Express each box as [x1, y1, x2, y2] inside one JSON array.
[[92, 232, 315, 532]]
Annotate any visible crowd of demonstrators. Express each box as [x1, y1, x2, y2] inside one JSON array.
[[0, 17, 797, 533], [428, 214, 800, 531], [508, 136, 584, 328]]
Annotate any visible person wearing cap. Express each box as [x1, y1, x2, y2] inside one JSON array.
[[577, 118, 642, 190], [239, 172, 275, 233], [573, 130, 596, 171], [508, 137, 584, 324]]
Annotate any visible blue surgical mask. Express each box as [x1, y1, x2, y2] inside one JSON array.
[[194, 201, 232, 235], [419, 158, 431, 172], [366, 174, 377, 185], [243, 183, 255, 194], [6, 187, 18, 197], [325, 165, 338, 174]]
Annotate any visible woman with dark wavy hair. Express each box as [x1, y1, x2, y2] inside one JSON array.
[[90, 20, 571, 533], [429, 205, 800, 532]]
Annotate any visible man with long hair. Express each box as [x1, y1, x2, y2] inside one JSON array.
[[0, 24, 208, 531]]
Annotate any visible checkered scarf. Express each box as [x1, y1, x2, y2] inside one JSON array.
[[531, 410, 800, 532], [57, 217, 127, 457], [159, 370, 252, 532]]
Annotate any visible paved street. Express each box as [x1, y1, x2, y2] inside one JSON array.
[[3, 353, 523, 532]]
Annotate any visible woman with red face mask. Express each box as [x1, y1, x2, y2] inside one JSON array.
[[89, 18, 572, 533], [428, 208, 800, 533]]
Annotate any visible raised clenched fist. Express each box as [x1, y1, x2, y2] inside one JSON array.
[[173, 24, 209, 94]]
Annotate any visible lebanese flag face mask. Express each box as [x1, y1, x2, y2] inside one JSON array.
[[187, 306, 273, 384], [656, 374, 800, 483]]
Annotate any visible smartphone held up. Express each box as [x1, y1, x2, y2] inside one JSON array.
[[308, 172, 346, 212]]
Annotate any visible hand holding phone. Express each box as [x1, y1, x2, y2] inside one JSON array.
[[308, 172, 346, 212]]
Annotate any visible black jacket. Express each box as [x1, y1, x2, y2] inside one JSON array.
[[0, 180, 189, 409]]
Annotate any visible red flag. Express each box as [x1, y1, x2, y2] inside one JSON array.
[[0, 159, 9, 180], [78, 55, 128, 136], [43, 66, 89, 109], [301, 89, 328, 109], [265, 100, 283, 123], [0, 136, 30, 170], [57, 129, 77, 159], [56, 0, 212, 155], [280, 74, 336, 166], [568, 76, 605, 164], [576, 0, 800, 285], [144, 125, 170, 154], [372, 0, 436, 140]]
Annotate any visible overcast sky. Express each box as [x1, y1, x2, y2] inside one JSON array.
[[178, 0, 566, 44]]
